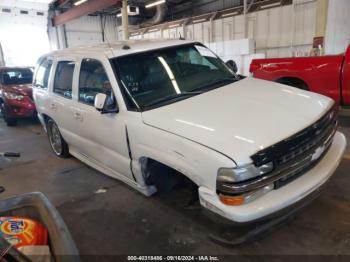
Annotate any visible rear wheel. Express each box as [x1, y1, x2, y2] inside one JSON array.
[[46, 118, 69, 158], [0, 102, 17, 126]]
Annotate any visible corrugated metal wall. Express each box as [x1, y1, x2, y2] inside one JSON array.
[[64, 15, 118, 47], [325, 0, 350, 54], [133, 0, 317, 58]]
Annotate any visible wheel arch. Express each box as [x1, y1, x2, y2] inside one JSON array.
[[138, 156, 199, 194], [139, 156, 198, 184], [275, 76, 310, 90]]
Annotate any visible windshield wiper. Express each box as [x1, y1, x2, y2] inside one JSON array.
[[192, 77, 237, 92], [143, 91, 203, 109]]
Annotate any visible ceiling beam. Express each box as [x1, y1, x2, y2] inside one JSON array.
[[52, 0, 120, 26]]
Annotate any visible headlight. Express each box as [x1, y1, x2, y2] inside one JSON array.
[[4, 92, 25, 101], [217, 162, 274, 206], [217, 162, 274, 183]]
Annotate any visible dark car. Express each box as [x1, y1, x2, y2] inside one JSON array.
[[0, 67, 36, 126]]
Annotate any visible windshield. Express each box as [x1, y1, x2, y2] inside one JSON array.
[[1, 68, 33, 85], [111, 44, 237, 110]]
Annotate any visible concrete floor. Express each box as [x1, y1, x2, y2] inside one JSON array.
[[0, 116, 350, 257]]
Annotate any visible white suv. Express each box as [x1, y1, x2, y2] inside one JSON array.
[[33, 40, 346, 224]]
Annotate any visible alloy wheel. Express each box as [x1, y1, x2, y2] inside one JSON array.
[[49, 121, 62, 155]]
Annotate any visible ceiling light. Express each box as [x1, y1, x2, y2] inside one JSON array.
[[148, 28, 159, 32], [222, 11, 239, 17], [169, 24, 180, 28], [146, 0, 166, 9], [192, 18, 207, 23], [74, 0, 87, 6], [117, 13, 122, 17]]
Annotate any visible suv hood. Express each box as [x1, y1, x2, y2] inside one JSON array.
[[141, 78, 333, 165], [2, 84, 32, 96]]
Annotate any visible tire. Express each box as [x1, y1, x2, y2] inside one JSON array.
[[6, 118, 17, 126], [0, 102, 17, 126], [46, 118, 70, 158]]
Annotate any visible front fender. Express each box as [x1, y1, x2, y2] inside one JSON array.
[[127, 122, 236, 191]]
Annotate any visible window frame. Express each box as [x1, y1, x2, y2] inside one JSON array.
[[77, 58, 114, 107], [33, 58, 53, 90], [52, 60, 76, 100]]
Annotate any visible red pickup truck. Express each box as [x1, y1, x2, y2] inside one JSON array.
[[250, 45, 350, 105]]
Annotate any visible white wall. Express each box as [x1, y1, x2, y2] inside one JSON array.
[[325, 0, 350, 54], [0, 0, 50, 66]]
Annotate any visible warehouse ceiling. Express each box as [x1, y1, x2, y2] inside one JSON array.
[[51, 0, 292, 27]]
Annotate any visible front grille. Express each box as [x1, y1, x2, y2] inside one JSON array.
[[253, 105, 337, 164], [251, 104, 338, 189], [252, 105, 338, 167], [218, 105, 338, 195]]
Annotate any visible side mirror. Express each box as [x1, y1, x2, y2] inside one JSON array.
[[226, 60, 238, 74], [94, 93, 119, 114], [94, 93, 107, 111]]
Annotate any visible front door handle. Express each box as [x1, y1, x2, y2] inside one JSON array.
[[50, 103, 57, 111], [73, 111, 83, 121]]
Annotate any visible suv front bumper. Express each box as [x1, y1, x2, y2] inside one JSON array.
[[199, 131, 346, 223]]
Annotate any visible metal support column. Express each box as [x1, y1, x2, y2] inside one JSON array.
[[244, 0, 248, 38], [122, 0, 129, 40], [315, 0, 329, 38]]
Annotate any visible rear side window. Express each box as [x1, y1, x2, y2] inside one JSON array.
[[53, 61, 74, 99], [34, 59, 52, 89], [79, 58, 113, 106]]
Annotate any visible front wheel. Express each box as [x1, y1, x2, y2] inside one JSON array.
[[46, 119, 70, 158]]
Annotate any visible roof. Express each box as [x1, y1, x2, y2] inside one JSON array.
[[45, 39, 196, 59]]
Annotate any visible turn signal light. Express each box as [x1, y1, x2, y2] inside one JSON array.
[[219, 195, 245, 206]]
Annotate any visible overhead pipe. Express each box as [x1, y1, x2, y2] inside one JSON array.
[[140, 4, 167, 27]]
